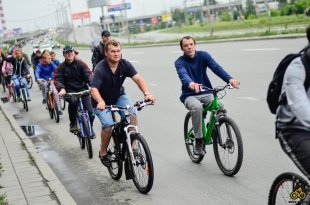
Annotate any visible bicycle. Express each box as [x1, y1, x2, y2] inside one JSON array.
[[65, 90, 94, 159], [1, 73, 6, 92], [268, 172, 310, 205], [59, 96, 66, 110], [42, 79, 61, 123], [27, 75, 33, 89], [105, 100, 154, 194], [12, 76, 30, 111], [184, 84, 243, 176]]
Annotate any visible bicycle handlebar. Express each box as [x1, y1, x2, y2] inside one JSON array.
[[106, 99, 153, 112], [200, 84, 233, 93], [65, 90, 90, 98]]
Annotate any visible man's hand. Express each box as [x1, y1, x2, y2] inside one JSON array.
[[97, 101, 105, 111], [26, 74, 31, 78], [188, 82, 201, 93], [58, 88, 66, 96], [144, 94, 156, 104], [229, 79, 240, 89]]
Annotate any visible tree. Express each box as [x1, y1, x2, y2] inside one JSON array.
[[245, 0, 256, 18], [172, 8, 185, 27]]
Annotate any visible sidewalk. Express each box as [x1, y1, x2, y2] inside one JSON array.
[[0, 101, 77, 205]]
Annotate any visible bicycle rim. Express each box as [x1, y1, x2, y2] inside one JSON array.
[[130, 133, 154, 194], [268, 172, 310, 205], [184, 112, 204, 163], [82, 115, 92, 158], [53, 97, 60, 123], [107, 136, 123, 180], [213, 116, 243, 176], [21, 89, 28, 111], [60, 97, 66, 110], [27, 76, 33, 89]]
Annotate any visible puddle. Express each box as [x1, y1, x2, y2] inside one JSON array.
[[13, 114, 23, 119], [20, 125, 45, 137]]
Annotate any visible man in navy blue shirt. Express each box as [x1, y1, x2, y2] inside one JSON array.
[[175, 36, 240, 156], [91, 39, 155, 167]]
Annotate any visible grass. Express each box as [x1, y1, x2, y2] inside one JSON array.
[[0, 163, 8, 205]]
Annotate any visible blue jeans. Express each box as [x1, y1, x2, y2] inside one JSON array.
[[12, 75, 30, 98], [94, 95, 137, 128]]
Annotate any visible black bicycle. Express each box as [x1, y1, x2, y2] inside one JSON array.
[[65, 90, 94, 159], [268, 172, 310, 205], [105, 100, 154, 194]]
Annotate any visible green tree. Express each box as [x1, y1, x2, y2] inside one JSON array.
[[172, 8, 185, 27], [245, 0, 256, 18], [204, 0, 217, 6]]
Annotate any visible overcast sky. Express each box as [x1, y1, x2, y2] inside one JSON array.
[[1, 0, 191, 32]]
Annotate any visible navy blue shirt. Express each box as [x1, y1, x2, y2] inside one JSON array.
[[91, 59, 137, 106], [175, 51, 232, 103]]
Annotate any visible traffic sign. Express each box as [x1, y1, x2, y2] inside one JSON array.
[[107, 3, 131, 12]]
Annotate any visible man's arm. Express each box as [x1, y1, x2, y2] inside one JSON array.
[[132, 74, 155, 102]]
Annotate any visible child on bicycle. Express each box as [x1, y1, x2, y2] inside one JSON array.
[[174, 36, 240, 156], [1, 52, 14, 96]]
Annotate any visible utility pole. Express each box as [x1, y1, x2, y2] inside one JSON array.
[[67, 0, 77, 43], [122, 0, 130, 43]]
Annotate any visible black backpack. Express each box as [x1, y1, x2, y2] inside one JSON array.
[[267, 47, 310, 114]]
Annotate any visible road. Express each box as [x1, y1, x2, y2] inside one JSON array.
[[1, 37, 308, 205]]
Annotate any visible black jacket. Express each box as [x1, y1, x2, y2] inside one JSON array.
[[91, 42, 106, 70], [53, 58, 92, 93], [1, 53, 30, 76]]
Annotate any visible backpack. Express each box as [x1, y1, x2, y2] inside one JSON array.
[[267, 46, 310, 114]]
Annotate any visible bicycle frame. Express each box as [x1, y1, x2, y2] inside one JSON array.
[[76, 95, 93, 139]]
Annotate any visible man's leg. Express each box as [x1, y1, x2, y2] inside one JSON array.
[[67, 96, 79, 132], [116, 95, 137, 131], [82, 95, 95, 138]]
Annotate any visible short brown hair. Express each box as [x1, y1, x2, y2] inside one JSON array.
[[104, 39, 121, 52], [179, 36, 196, 49]]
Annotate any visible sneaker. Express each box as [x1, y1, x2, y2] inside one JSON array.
[[42, 99, 47, 104], [16, 97, 21, 103], [27, 98, 31, 101], [69, 123, 78, 133], [193, 138, 205, 156], [58, 110, 63, 115], [99, 154, 111, 167]]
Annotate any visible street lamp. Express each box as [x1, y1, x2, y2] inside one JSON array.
[[67, 0, 77, 43]]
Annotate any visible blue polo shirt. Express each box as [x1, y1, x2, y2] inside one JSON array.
[[91, 59, 137, 106], [175, 50, 232, 103]]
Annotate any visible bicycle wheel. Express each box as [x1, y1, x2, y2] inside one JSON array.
[[47, 93, 54, 119], [52, 96, 60, 123], [27, 76, 33, 89], [11, 86, 16, 102], [129, 133, 154, 194], [184, 112, 204, 163], [213, 116, 243, 176], [21, 88, 28, 111], [59, 96, 66, 110], [268, 172, 310, 205], [107, 135, 123, 180], [1, 75, 6, 92], [82, 115, 93, 159], [76, 121, 85, 149]]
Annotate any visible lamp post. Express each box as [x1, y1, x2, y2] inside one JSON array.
[[66, 0, 77, 43], [122, 0, 130, 43]]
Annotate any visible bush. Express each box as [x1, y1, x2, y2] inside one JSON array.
[[247, 14, 257, 20]]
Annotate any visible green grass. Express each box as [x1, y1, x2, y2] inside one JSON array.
[[0, 194, 8, 205]]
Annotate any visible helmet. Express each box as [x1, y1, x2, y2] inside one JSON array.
[[63, 45, 73, 53]]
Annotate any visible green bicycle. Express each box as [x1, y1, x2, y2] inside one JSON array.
[[184, 84, 243, 176]]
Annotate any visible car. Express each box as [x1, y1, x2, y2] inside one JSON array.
[[41, 43, 53, 52], [50, 41, 61, 49]]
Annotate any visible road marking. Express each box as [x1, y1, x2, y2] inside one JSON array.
[[237, 96, 260, 101], [129, 60, 139, 63], [243, 48, 279, 51]]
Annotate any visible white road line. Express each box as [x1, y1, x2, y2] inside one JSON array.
[[129, 60, 139, 63], [237, 96, 260, 101], [243, 48, 279, 51]]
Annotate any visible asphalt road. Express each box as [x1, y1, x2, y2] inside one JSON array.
[[1, 37, 308, 205]]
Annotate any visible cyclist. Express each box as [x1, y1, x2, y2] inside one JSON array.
[[1, 52, 14, 97], [174, 35, 240, 156], [50, 51, 60, 66], [35, 52, 61, 113], [53, 45, 95, 136], [91, 30, 111, 71], [0, 47, 31, 102], [276, 25, 310, 180], [91, 39, 155, 167], [31, 48, 42, 81]]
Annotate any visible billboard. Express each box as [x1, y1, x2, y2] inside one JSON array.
[[107, 3, 131, 12], [87, 0, 108, 8], [72, 11, 90, 20]]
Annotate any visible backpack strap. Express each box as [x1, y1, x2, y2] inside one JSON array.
[[300, 51, 310, 91]]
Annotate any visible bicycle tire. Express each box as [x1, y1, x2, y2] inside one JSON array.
[[47, 93, 53, 119], [1, 75, 6, 92], [76, 121, 85, 149], [11, 86, 16, 102], [82, 115, 93, 159], [184, 112, 204, 163], [53, 96, 60, 123], [268, 172, 310, 205], [129, 133, 154, 194], [59, 96, 66, 110], [27, 76, 33, 89], [21, 88, 28, 111], [107, 135, 123, 180], [213, 116, 243, 176]]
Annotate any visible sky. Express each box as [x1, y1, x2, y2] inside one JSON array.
[[1, 0, 191, 33]]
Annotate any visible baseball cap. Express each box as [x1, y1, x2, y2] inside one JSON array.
[[63, 45, 73, 53], [101, 30, 111, 37]]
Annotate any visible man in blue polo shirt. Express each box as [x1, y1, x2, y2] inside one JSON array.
[[91, 39, 155, 167], [174, 35, 240, 156]]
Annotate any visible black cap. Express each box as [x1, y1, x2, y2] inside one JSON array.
[[63, 45, 73, 53], [101, 30, 111, 37]]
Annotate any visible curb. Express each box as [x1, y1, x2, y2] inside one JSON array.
[[0, 101, 77, 205]]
